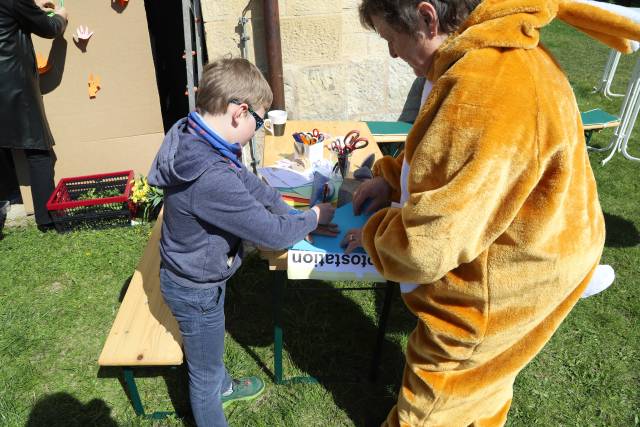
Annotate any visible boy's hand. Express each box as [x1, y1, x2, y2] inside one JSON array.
[[304, 223, 339, 244], [311, 202, 335, 225]]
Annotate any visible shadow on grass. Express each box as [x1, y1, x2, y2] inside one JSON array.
[[25, 392, 118, 427], [97, 365, 194, 426], [603, 212, 640, 248], [224, 254, 416, 426]]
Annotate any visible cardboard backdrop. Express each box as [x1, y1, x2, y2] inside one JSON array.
[[16, 0, 165, 213]]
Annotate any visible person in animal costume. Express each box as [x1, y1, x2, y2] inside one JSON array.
[[343, 0, 640, 425]]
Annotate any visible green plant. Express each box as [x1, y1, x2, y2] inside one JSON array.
[[130, 175, 163, 223], [77, 188, 121, 201]]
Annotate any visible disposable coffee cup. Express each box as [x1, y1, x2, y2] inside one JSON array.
[[264, 110, 287, 136]]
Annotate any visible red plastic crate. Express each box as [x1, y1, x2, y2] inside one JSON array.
[[46, 170, 134, 232]]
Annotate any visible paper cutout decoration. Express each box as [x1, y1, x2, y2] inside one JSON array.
[[73, 25, 94, 52], [36, 53, 51, 74], [117, 0, 129, 7], [74, 25, 94, 41], [88, 74, 101, 98]]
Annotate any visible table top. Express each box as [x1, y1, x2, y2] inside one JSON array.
[[261, 120, 382, 271], [262, 120, 381, 176]]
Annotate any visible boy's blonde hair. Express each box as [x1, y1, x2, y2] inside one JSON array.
[[196, 57, 273, 115]]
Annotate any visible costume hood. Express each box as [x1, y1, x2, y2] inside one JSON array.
[[429, 0, 640, 81]]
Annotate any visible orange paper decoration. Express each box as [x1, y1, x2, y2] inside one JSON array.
[[36, 53, 51, 74], [88, 73, 101, 98]]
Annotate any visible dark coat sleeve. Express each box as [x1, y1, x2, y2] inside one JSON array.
[[13, 0, 66, 39]]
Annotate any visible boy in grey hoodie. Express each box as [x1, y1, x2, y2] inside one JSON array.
[[148, 58, 335, 427]]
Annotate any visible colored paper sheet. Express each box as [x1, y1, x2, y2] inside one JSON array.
[[287, 203, 385, 282], [292, 203, 369, 253]]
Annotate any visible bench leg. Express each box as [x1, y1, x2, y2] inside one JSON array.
[[272, 270, 286, 385], [369, 281, 395, 382], [122, 367, 178, 419], [123, 367, 146, 416]]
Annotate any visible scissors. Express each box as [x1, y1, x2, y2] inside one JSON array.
[[343, 130, 369, 153], [330, 139, 345, 155]]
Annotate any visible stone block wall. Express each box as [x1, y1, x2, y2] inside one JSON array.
[[200, 0, 424, 123]]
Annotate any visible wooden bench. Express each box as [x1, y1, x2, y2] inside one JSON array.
[[98, 214, 183, 418]]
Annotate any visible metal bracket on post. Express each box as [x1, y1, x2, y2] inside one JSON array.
[[182, 0, 196, 111], [193, 0, 204, 80], [239, 15, 259, 175]]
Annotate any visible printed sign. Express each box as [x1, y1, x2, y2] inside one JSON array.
[[287, 249, 385, 282]]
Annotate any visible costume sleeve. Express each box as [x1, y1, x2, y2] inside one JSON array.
[[362, 94, 539, 284], [371, 151, 404, 203], [241, 167, 291, 215], [192, 166, 317, 250], [13, 0, 66, 39]]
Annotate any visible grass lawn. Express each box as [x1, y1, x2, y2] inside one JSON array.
[[1, 21, 639, 427]]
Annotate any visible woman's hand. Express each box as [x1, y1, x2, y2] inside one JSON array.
[[340, 228, 363, 254], [34, 0, 55, 12], [352, 176, 392, 216], [55, 6, 68, 21]]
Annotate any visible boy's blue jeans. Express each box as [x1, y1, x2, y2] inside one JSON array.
[[160, 268, 232, 427]]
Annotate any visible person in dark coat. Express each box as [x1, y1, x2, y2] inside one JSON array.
[[0, 0, 67, 230]]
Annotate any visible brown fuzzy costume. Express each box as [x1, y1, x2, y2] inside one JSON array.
[[362, 1, 640, 425]]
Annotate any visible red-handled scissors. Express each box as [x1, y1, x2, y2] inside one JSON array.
[[330, 139, 345, 155], [343, 130, 369, 153]]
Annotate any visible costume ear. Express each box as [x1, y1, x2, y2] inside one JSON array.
[[558, 1, 640, 53]]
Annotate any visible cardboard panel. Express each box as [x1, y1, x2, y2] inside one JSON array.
[[19, 0, 165, 214]]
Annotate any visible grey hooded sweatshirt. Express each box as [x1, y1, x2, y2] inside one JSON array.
[[148, 118, 317, 289]]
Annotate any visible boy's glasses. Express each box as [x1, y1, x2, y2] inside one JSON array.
[[229, 99, 264, 131]]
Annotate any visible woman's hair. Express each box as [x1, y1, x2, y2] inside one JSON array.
[[359, 0, 482, 35], [196, 57, 273, 115]]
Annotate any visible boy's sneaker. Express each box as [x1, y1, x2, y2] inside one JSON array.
[[221, 376, 265, 408]]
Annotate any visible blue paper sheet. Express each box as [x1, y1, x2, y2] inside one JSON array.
[[291, 202, 371, 253]]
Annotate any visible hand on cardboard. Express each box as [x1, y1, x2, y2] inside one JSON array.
[[352, 176, 391, 216], [340, 228, 363, 254]]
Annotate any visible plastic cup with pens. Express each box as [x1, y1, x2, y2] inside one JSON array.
[[292, 129, 329, 168]]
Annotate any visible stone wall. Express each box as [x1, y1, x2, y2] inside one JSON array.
[[200, 0, 424, 123]]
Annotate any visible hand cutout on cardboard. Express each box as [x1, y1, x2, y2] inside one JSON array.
[[111, 0, 129, 13], [88, 74, 101, 98], [73, 26, 94, 52]]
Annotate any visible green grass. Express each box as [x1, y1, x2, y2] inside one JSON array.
[[1, 21, 639, 427]]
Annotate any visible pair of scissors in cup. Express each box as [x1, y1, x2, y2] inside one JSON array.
[[342, 130, 369, 153], [329, 130, 369, 155]]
